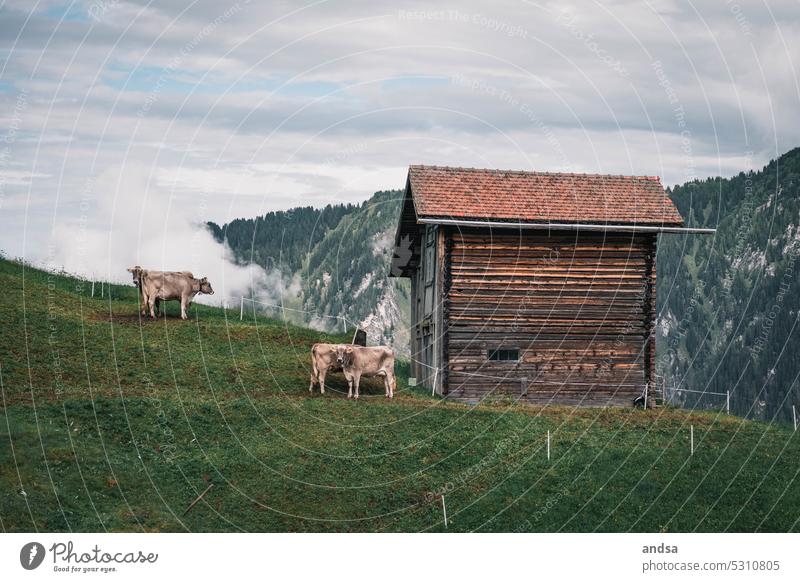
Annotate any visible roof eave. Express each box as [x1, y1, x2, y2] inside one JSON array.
[[389, 174, 420, 278], [415, 216, 714, 234]]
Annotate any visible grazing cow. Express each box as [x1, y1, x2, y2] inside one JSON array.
[[142, 271, 214, 319], [127, 266, 194, 317], [308, 343, 346, 394], [335, 345, 396, 400]]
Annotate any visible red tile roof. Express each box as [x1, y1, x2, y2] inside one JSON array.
[[407, 165, 684, 226]]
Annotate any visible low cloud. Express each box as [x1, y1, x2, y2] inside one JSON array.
[[49, 162, 293, 309]]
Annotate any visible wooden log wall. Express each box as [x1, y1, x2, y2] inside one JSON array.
[[445, 228, 657, 406]]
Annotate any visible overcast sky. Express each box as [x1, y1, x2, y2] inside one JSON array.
[[0, 0, 798, 294]]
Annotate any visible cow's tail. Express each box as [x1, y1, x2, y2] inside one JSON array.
[[384, 352, 397, 397], [309, 345, 319, 390]]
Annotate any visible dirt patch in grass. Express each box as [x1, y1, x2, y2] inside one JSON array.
[[89, 311, 195, 325]]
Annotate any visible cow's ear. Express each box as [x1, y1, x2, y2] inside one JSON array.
[[201, 277, 207, 283], [126, 268, 133, 273], [346, 346, 354, 354]]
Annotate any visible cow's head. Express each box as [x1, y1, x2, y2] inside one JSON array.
[[199, 277, 214, 295], [335, 345, 354, 366], [126, 266, 144, 287]]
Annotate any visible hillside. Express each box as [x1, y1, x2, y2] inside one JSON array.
[[1, 258, 799, 532], [658, 148, 800, 424]]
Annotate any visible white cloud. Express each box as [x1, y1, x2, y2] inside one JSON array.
[[0, 0, 798, 268], [48, 162, 285, 308]]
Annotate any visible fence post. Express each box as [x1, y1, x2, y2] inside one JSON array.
[[91, 280, 95, 297], [547, 430, 551, 462], [240, 296, 244, 321], [690, 425, 694, 456], [726, 390, 730, 414], [441, 495, 448, 528], [793, 405, 797, 432], [100, 281, 104, 297]]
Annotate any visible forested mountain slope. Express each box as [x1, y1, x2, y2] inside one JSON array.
[[208, 190, 410, 353], [207, 204, 355, 273], [658, 147, 800, 423], [300, 190, 410, 349]]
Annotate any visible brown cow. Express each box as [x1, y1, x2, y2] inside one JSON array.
[[127, 266, 194, 317], [308, 343, 347, 395], [335, 345, 396, 400], [141, 271, 214, 319]]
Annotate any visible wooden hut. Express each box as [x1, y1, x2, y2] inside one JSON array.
[[391, 165, 706, 407]]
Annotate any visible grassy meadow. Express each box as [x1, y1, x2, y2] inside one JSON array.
[[1, 257, 799, 532]]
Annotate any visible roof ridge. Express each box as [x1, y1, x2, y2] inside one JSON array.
[[408, 164, 661, 181]]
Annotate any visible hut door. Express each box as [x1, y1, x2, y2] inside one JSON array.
[[421, 225, 437, 388]]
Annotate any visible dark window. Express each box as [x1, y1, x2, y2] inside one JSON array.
[[488, 348, 520, 361]]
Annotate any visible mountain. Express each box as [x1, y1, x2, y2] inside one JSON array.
[[208, 190, 410, 354], [207, 204, 355, 273], [657, 147, 800, 423], [300, 190, 409, 349]]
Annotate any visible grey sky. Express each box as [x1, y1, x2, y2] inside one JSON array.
[[0, 0, 798, 294]]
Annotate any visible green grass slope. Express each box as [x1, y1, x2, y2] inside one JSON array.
[[1, 258, 799, 532]]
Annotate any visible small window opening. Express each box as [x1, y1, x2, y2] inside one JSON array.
[[488, 348, 520, 361]]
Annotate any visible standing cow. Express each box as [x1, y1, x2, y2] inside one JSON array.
[[141, 271, 214, 320], [308, 343, 346, 395], [127, 266, 194, 317], [335, 345, 396, 400]]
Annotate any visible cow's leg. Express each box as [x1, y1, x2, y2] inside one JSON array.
[[354, 373, 361, 400], [141, 286, 152, 317], [148, 295, 157, 319], [319, 369, 326, 395], [309, 351, 320, 393], [383, 372, 390, 398], [346, 373, 353, 399], [387, 372, 395, 399], [180, 296, 188, 320], [309, 366, 317, 393]]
